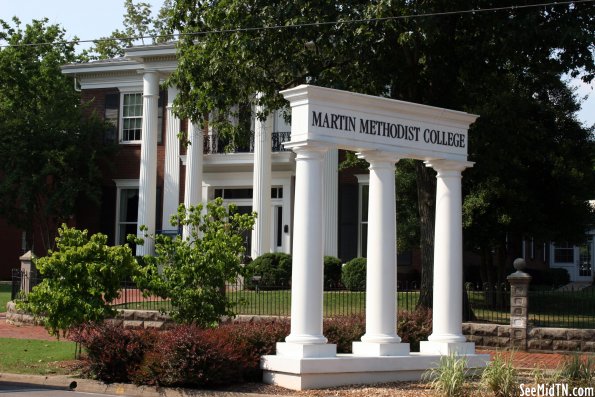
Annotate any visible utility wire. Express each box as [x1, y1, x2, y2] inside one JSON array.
[[1, 0, 593, 49]]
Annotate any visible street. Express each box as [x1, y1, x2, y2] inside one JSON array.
[[0, 383, 127, 397]]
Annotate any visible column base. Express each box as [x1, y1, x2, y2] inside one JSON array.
[[276, 342, 337, 358], [352, 342, 410, 357], [419, 341, 475, 355]]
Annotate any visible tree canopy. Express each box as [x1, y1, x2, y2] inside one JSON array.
[[168, 1, 595, 304], [89, 0, 174, 59], [0, 18, 107, 251]]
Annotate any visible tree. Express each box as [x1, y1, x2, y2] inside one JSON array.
[[167, 1, 595, 308], [0, 18, 107, 252], [89, 0, 175, 59], [134, 199, 256, 327], [464, 73, 595, 290], [24, 225, 137, 337]]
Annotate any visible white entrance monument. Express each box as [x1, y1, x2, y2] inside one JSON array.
[[260, 85, 489, 390]]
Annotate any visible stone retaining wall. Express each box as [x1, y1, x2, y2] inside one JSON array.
[[463, 322, 595, 353], [6, 302, 594, 353]]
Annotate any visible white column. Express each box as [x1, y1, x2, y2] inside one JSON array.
[[251, 110, 272, 259], [278, 143, 336, 359], [352, 151, 409, 357], [182, 122, 204, 240], [323, 148, 338, 257], [136, 70, 159, 256], [161, 86, 181, 231], [420, 159, 475, 356]]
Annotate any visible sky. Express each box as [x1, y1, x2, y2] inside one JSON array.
[[0, 0, 593, 127]]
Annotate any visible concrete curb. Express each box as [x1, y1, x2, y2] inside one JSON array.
[[0, 373, 283, 397]]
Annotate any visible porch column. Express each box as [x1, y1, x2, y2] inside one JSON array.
[[251, 107, 272, 259], [323, 148, 338, 257], [182, 122, 204, 240], [353, 151, 409, 356], [162, 86, 181, 231], [279, 143, 336, 358], [420, 159, 475, 355], [136, 70, 159, 256]]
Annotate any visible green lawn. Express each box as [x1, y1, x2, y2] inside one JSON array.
[[0, 283, 11, 313], [0, 338, 78, 375]]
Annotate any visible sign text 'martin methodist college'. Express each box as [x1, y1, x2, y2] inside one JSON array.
[[312, 110, 466, 149]]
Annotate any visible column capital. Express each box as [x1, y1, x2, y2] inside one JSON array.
[[425, 159, 474, 174], [286, 141, 331, 159], [356, 150, 402, 166], [141, 69, 160, 98]]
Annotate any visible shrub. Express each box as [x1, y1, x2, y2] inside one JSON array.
[[147, 325, 247, 387], [245, 252, 292, 288], [222, 320, 290, 381], [480, 352, 518, 397], [25, 225, 137, 337], [71, 322, 157, 383], [342, 257, 367, 291], [525, 267, 570, 287], [134, 199, 256, 327], [323, 315, 365, 353], [324, 256, 343, 290], [133, 321, 290, 387], [424, 354, 470, 397], [398, 308, 432, 352]]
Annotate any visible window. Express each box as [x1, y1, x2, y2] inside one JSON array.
[[214, 187, 283, 200], [355, 175, 370, 258], [360, 184, 369, 257], [115, 180, 139, 245], [121, 93, 143, 142], [553, 242, 575, 263], [271, 187, 283, 199]]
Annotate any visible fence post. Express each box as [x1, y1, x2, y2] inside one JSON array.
[[507, 258, 531, 351], [19, 250, 35, 295]]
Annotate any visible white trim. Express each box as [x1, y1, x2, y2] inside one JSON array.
[[119, 92, 143, 144], [356, 175, 370, 258], [114, 179, 139, 188]]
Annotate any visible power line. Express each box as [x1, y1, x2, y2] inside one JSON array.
[[1, 0, 593, 49]]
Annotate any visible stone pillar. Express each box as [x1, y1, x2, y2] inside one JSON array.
[[251, 108, 272, 259], [162, 86, 181, 231], [19, 251, 35, 295], [508, 258, 531, 350], [353, 151, 409, 356], [323, 148, 338, 257], [182, 122, 204, 240], [420, 159, 475, 355], [279, 143, 336, 358], [136, 70, 159, 256]]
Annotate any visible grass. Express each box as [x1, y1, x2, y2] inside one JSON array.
[[0, 338, 78, 375], [0, 283, 11, 313]]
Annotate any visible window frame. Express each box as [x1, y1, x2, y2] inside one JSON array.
[[355, 174, 369, 258], [553, 242, 575, 264], [119, 92, 143, 144], [114, 179, 139, 245]]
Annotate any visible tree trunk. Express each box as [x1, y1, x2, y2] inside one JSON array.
[[416, 161, 436, 309]]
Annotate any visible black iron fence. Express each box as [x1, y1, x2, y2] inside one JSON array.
[[8, 269, 595, 329], [464, 282, 511, 325], [11, 269, 42, 300]]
